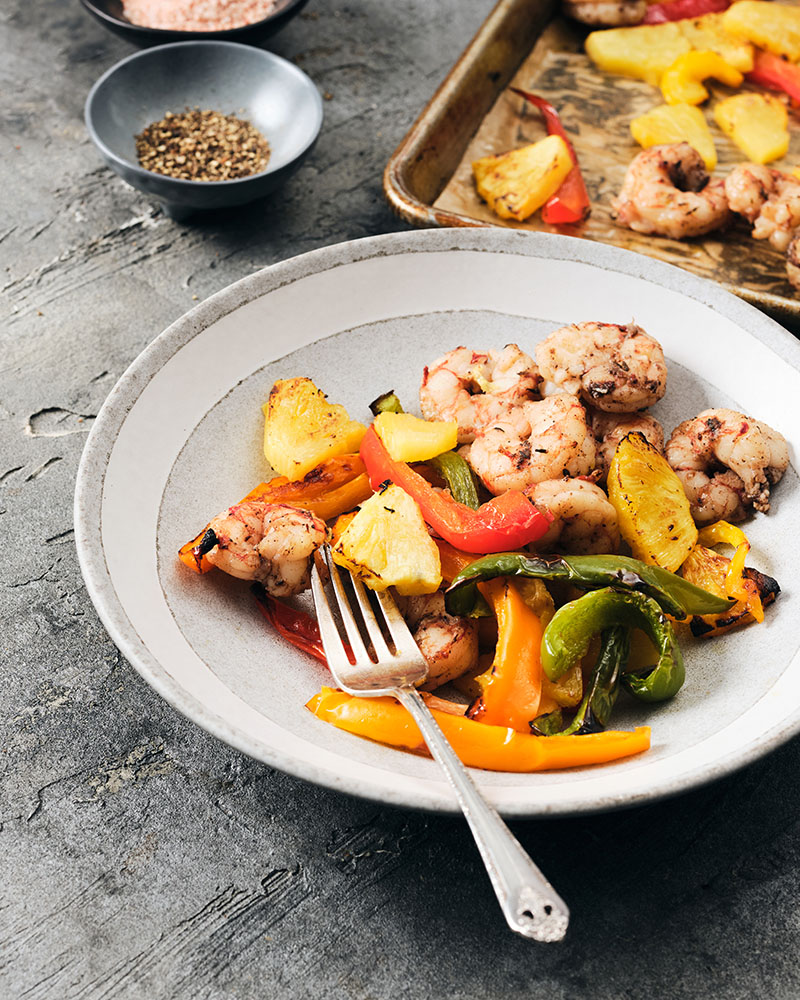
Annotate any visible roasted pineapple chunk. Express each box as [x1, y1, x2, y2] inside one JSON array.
[[586, 23, 691, 85], [373, 411, 458, 463], [586, 15, 753, 85], [472, 134, 573, 222], [331, 484, 442, 595], [714, 92, 788, 164], [630, 103, 718, 169], [263, 378, 366, 481], [722, 0, 800, 62], [678, 13, 754, 72], [607, 432, 697, 572]]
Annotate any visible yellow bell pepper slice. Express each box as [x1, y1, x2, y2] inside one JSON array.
[[660, 50, 743, 105], [306, 687, 651, 772], [697, 520, 762, 619]]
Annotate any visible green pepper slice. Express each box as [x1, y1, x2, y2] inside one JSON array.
[[445, 552, 730, 620], [428, 451, 481, 510], [560, 625, 628, 734], [541, 588, 684, 703]]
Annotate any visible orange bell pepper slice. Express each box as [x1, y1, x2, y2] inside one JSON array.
[[178, 454, 372, 573], [467, 579, 544, 732], [306, 687, 650, 772]]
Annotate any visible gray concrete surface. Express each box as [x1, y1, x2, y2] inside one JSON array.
[[2, 1, 800, 997]]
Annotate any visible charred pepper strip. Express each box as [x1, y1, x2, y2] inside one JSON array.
[[427, 451, 481, 510], [509, 88, 591, 225], [542, 589, 684, 703], [253, 585, 328, 664], [360, 426, 552, 554], [445, 552, 730, 619], [559, 626, 629, 735], [369, 390, 404, 415]]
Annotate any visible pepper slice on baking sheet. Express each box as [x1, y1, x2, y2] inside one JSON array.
[[509, 88, 591, 224], [306, 687, 651, 772], [746, 49, 800, 105]]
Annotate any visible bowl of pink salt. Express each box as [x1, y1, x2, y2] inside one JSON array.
[[80, 0, 310, 46], [85, 41, 323, 219]]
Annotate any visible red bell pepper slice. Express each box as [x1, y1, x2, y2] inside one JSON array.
[[254, 588, 328, 664], [642, 0, 730, 24], [746, 49, 800, 104], [509, 87, 591, 225], [359, 426, 552, 554]]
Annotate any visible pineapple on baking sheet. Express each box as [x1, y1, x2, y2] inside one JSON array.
[[714, 92, 789, 164], [722, 0, 800, 62], [630, 102, 718, 169], [472, 134, 573, 222]]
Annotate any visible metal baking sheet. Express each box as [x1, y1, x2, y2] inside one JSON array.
[[383, 0, 800, 323]]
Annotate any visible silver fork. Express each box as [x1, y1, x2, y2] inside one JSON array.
[[311, 546, 570, 942]]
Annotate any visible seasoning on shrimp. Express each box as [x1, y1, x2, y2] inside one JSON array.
[[590, 410, 665, 481], [724, 163, 800, 252], [419, 344, 541, 444], [665, 408, 789, 523], [535, 321, 667, 412], [203, 501, 326, 595], [612, 142, 730, 240], [525, 478, 621, 555], [465, 393, 597, 494]]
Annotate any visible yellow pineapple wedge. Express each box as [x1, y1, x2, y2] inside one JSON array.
[[607, 432, 697, 572], [472, 134, 573, 222], [722, 0, 800, 62], [373, 411, 458, 463], [678, 13, 754, 72], [263, 377, 366, 480], [586, 23, 691, 85], [630, 103, 718, 169], [331, 484, 442, 595], [714, 92, 789, 164]]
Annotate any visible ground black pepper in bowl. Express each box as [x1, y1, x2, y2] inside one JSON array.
[[135, 109, 271, 181]]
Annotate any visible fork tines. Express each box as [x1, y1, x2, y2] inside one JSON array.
[[311, 547, 429, 695]]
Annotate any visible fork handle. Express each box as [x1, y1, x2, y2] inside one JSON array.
[[394, 686, 569, 942]]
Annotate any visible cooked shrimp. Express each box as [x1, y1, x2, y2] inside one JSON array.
[[562, 0, 645, 25], [725, 164, 800, 252], [396, 593, 479, 690], [204, 501, 327, 595], [666, 409, 789, 523], [526, 478, 620, 554], [419, 344, 541, 444], [611, 143, 730, 240], [466, 393, 596, 494], [536, 321, 667, 412], [590, 409, 665, 480]]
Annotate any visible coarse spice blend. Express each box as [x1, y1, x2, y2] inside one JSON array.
[[135, 109, 271, 181]]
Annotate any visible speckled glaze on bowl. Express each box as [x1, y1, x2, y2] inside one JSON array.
[[80, 0, 310, 47], [74, 229, 800, 817], [85, 41, 322, 219]]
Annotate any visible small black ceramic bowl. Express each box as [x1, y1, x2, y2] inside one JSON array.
[[85, 41, 323, 219], [80, 0, 310, 46]]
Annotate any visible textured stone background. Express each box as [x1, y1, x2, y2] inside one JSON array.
[[3, 1, 800, 998]]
